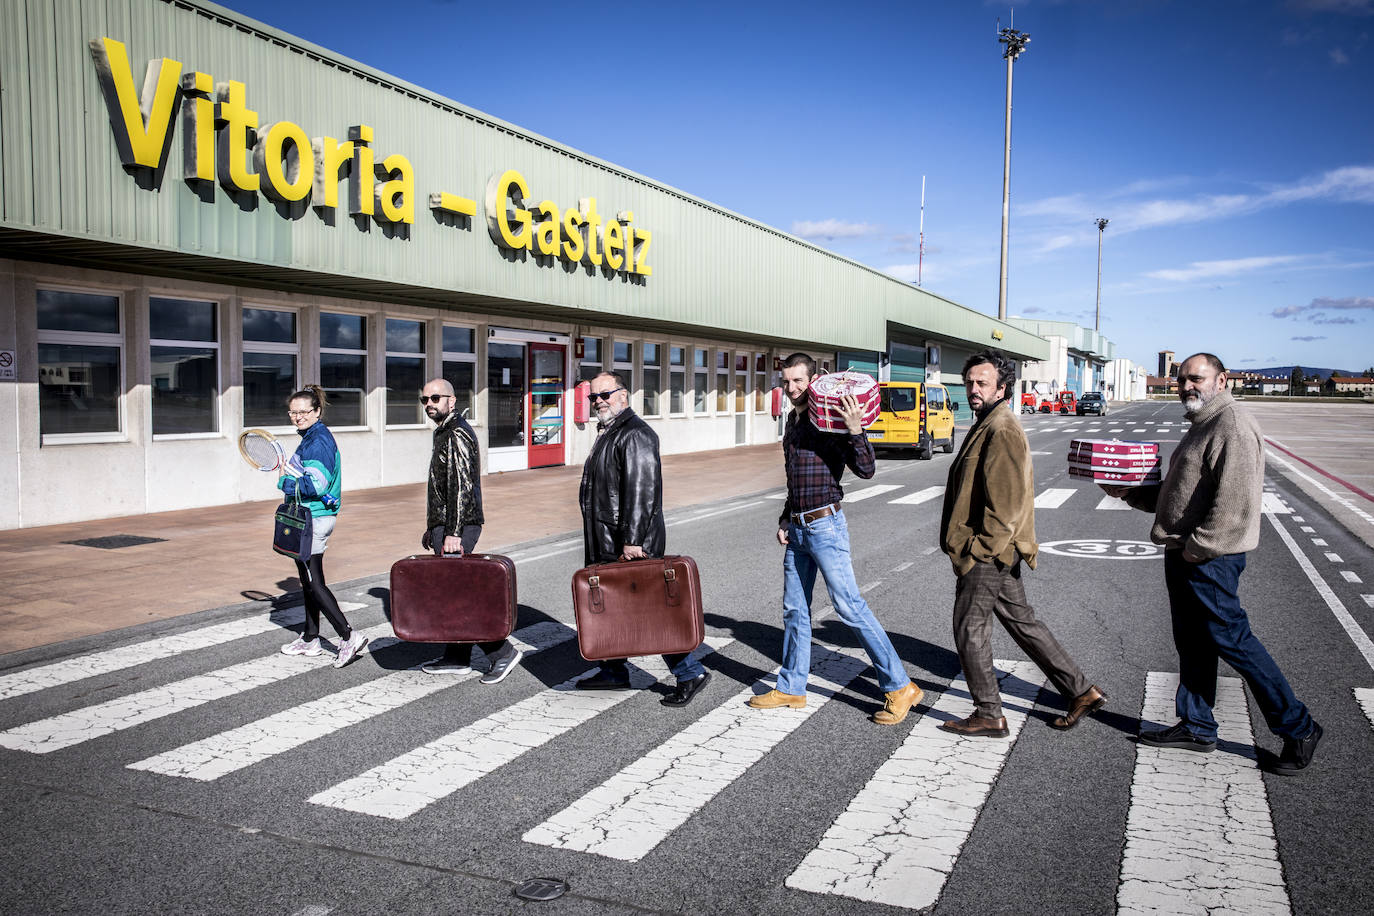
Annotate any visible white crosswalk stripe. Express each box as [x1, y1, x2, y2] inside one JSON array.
[[309, 638, 733, 820], [1033, 488, 1076, 509], [888, 486, 944, 506], [0, 621, 393, 754], [1118, 672, 1288, 915], [127, 622, 574, 781], [0, 602, 360, 703], [1096, 494, 1130, 510], [844, 484, 903, 502], [524, 645, 871, 860], [786, 660, 1044, 909], [1356, 688, 1374, 733]]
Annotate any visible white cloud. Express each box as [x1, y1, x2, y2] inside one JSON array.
[[1292, 335, 1327, 341], [1147, 255, 1304, 282], [1330, 47, 1351, 64], [790, 219, 881, 240]]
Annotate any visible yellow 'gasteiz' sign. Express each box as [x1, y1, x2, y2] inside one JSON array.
[[87, 36, 652, 279]]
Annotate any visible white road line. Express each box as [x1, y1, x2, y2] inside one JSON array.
[[523, 645, 871, 860], [0, 621, 395, 754], [1356, 688, 1374, 733], [289, 905, 333, 916], [127, 622, 573, 781], [1326, 552, 1344, 563], [764, 490, 788, 499], [1340, 571, 1361, 584], [1260, 493, 1291, 515], [891, 561, 913, 573], [1312, 538, 1328, 547], [889, 486, 944, 506], [1363, 595, 1374, 609], [1034, 488, 1076, 509], [1265, 449, 1374, 529], [844, 485, 903, 503], [1264, 512, 1374, 673], [1109, 428, 1124, 433], [1096, 495, 1130, 511], [667, 500, 766, 527], [0, 602, 357, 702], [309, 639, 732, 820], [1132, 428, 1147, 433], [921, 546, 939, 556], [1029, 450, 1052, 456], [1292, 516, 1304, 523], [785, 660, 1043, 909], [1118, 671, 1287, 916], [860, 581, 882, 593], [509, 544, 583, 564], [1300, 526, 1316, 534]]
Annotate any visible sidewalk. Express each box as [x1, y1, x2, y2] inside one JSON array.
[[0, 443, 786, 655]]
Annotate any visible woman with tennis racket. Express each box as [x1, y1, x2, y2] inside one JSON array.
[[240, 385, 367, 668]]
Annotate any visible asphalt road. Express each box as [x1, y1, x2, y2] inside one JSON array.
[[2, 402, 1372, 916]]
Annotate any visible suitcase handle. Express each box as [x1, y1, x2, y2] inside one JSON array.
[[584, 563, 680, 612]]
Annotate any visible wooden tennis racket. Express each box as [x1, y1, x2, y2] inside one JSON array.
[[237, 428, 287, 472]]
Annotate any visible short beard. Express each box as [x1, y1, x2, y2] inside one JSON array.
[[1182, 390, 1212, 416]]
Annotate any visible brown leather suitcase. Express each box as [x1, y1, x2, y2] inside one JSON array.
[[389, 554, 517, 642], [571, 555, 705, 660]]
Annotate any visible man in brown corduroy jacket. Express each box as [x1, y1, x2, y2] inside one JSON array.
[[939, 350, 1106, 737]]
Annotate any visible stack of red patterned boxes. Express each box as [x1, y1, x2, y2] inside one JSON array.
[[808, 370, 881, 433], [1067, 438, 1161, 486]]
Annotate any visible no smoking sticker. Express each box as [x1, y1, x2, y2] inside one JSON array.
[[1040, 539, 1162, 560], [0, 350, 14, 381]]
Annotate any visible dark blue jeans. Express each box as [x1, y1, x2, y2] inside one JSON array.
[[1164, 550, 1312, 740]]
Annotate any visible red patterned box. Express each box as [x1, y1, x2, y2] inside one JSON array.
[[808, 370, 881, 433], [1067, 439, 1161, 486]]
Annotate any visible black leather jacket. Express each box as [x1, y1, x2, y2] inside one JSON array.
[[427, 413, 484, 532], [579, 408, 665, 565]]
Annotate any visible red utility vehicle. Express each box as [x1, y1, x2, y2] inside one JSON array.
[[1020, 392, 1037, 414], [1055, 390, 1077, 414]]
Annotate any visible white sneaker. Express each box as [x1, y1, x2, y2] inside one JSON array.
[[281, 637, 321, 657], [333, 631, 369, 669], [421, 660, 473, 675]]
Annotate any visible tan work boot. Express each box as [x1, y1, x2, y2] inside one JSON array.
[[872, 681, 924, 725], [748, 688, 807, 709]]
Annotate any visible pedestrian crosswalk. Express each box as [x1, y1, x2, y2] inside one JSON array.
[[767, 483, 1139, 512], [0, 599, 1337, 914]]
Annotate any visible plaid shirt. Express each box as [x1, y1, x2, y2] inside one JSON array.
[[780, 408, 875, 525]]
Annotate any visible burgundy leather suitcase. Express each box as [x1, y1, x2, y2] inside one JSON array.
[[571, 556, 705, 660], [390, 554, 517, 643]]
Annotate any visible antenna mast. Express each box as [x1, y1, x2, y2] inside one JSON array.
[[918, 175, 926, 288]]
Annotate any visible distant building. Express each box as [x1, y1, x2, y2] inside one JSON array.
[[1158, 350, 1176, 378], [1329, 377, 1374, 395], [1006, 319, 1118, 399]]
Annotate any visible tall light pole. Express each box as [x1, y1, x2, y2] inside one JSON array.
[[996, 23, 1030, 321], [1094, 217, 1109, 331]]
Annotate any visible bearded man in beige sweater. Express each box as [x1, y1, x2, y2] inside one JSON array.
[[1103, 352, 1321, 775]]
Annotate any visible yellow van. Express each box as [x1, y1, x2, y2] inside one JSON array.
[[867, 382, 958, 459]]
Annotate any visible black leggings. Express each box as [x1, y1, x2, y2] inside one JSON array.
[[432, 524, 507, 663], [294, 553, 352, 641]]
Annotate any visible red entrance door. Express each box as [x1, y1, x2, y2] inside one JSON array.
[[527, 343, 566, 469]]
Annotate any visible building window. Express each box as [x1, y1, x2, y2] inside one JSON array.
[[385, 318, 426, 425], [642, 343, 662, 417], [150, 296, 219, 436], [578, 336, 602, 384], [37, 289, 123, 437], [693, 348, 709, 414], [320, 311, 367, 427], [734, 353, 748, 412], [243, 306, 297, 428], [613, 340, 634, 398], [753, 352, 767, 412], [669, 346, 686, 415], [715, 350, 729, 412], [441, 325, 477, 421]]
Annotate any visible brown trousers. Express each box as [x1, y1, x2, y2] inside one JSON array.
[[953, 560, 1090, 718]]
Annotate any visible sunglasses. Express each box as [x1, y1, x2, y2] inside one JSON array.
[[587, 388, 624, 403], [419, 394, 452, 404]]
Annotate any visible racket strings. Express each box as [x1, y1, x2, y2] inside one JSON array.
[[241, 434, 280, 471]]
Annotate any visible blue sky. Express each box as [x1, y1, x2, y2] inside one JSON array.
[[214, 0, 1373, 374]]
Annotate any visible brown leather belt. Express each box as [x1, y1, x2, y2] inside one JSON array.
[[791, 503, 839, 525]]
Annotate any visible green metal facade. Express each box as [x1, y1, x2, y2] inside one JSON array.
[[0, 0, 1047, 362]]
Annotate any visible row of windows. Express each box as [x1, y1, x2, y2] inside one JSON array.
[[33, 288, 783, 443]]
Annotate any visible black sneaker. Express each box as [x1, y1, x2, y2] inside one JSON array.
[[575, 669, 632, 691], [1138, 721, 1217, 752], [1267, 721, 1322, 776], [660, 672, 712, 707]]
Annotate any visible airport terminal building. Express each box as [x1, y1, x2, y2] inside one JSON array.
[[0, 0, 1047, 529]]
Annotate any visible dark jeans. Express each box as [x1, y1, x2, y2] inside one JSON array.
[[432, 524, 510, 663], [1164, 550, 1312, 740], [953, 560, 1090, 719], [294, 554, 351, 641]]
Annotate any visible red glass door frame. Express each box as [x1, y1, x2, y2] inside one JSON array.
[[526, 343, 566, 469]]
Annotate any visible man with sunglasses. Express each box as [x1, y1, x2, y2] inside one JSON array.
[[418, 378, 523, 683], [576, 371, 711, 706]]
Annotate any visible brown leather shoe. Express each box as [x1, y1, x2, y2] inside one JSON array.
[[748, 688, 806, 710], [939, 714, 1010, 738], [872, 681, 924, 725], [1050, 685, 1107, 731]]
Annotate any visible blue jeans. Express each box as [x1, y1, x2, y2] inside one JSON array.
[[779, 510, 908, 694], [600, 653, 704, 683], [1164, 550, 1312, 741]]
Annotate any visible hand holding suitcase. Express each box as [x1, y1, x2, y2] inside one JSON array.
[[571, 555, 705, 661], [390, 554, 517, 643]]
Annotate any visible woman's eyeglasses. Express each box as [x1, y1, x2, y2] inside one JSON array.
[[287, 409, 316, 418], [419, 394, 452, 404], [587, 388, 624, 403]]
